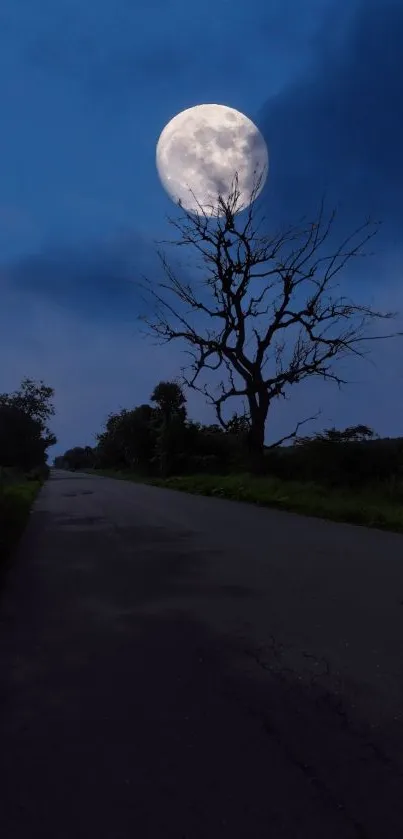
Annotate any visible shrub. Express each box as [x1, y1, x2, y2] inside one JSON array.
[[0, 481, 41, 567], [0, 466, 26, 486], [26, 464, 50, 482]]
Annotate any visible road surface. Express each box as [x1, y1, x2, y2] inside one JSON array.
[[1, 469, 403, 837]]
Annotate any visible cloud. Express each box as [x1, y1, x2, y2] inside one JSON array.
[[0, 222, 218, 454], [254, 0, 403, 444], [258, 0, 403, 250], [0, 229, 163, 322]]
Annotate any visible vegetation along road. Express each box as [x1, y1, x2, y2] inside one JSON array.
[[1, 468, 403, 838]]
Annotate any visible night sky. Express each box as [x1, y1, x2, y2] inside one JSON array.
[[1, 0, 402, 456]]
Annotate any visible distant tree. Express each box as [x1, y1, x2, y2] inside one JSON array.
[[95, 412, 127, 469], [294, 423, 378, 446], [0, 377, 56, 448], [274, 423, 383, 488], [94, 404, 160, 472], [150, 381, 187, 423], [61, 446, 95, 470], [150, 381, 187, 476], [225, 412, 251, 436], [113, 405, 158, 471], [53, 455, 67, 469], [141, 172, 402, 472]]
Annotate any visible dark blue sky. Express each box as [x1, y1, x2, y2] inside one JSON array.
[[1, 0, 402, 455]]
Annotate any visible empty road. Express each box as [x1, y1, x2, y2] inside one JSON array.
[[1, 469, 403, 837]]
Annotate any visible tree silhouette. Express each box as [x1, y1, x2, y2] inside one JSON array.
[[0, 377, 56, 448], [150, 381, 187, 476], [141, 172, 401, 471]]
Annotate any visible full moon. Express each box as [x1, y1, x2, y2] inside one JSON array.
[[156, 104, 268, 216]]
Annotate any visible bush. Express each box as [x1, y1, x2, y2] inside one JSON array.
[[0, 466, 26, 486], [26, 464, 50, 482], [180, 454, 223, 474], [0, 404, 48, 471], [0, 481, 41, 567], [262, 436, 403, 489]]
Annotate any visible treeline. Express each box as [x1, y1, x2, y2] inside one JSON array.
[[55, 381, 250, 476], [0, 378, 55, 481], [0, 378, 55, 563], [55, 380, 403, 490]]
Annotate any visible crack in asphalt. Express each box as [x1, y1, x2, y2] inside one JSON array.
[[228, 638, 403, 838]]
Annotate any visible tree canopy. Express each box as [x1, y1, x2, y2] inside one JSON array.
[[0, 378, 56, 471]]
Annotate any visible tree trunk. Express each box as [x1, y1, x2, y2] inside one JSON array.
[[247, 394, 269, 475], [247, 425, 264, 474]]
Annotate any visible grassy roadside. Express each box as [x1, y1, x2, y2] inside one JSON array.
[[83, 468, 403, 534], [0, 476, 43, 575]]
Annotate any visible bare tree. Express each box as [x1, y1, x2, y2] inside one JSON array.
[[140, 173, 401, 472]]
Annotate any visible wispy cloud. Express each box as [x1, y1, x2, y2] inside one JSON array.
[[258, 0, 403, 251], [0, 229, 162, 321]]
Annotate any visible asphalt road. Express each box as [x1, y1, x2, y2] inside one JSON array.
[[1, 470, 403, 837]]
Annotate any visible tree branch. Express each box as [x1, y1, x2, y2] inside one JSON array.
[[140, 179, 402, 453], [265, 409, 323, 449]]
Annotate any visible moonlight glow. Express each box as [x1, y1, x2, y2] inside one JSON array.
[[156, 104, 269, 216]]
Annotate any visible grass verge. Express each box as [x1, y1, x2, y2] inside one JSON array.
[[0, 478, 42, 575], [83, 468, 403, 534]]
